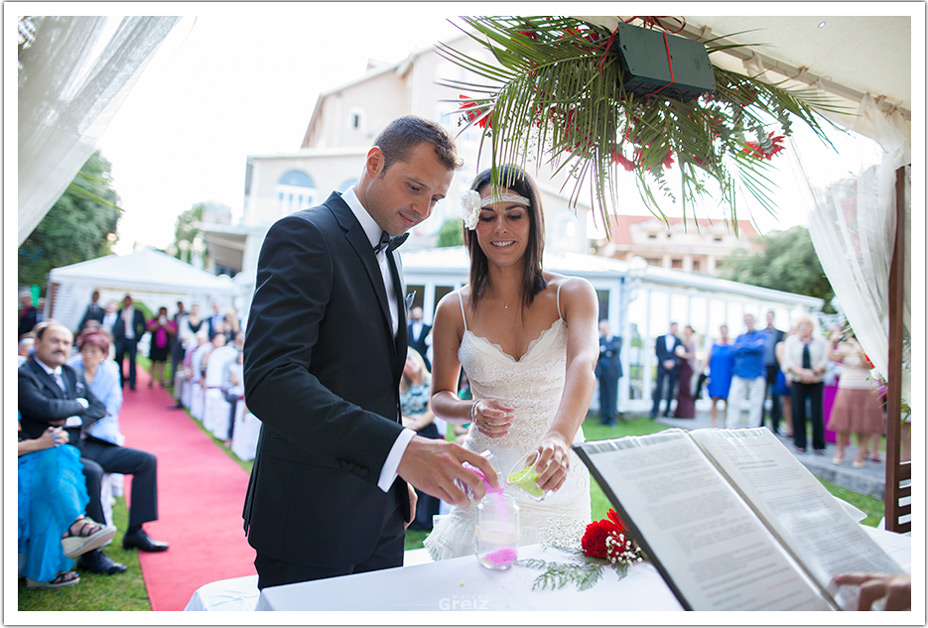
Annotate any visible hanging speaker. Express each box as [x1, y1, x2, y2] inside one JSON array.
[[612, 22, 716, 101]]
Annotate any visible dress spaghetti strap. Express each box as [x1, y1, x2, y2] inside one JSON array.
[[458, 290, 469, 332]]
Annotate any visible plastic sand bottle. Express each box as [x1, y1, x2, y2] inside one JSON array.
[[475, 491, 519, 570]]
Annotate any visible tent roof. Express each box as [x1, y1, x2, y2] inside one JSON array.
[[48, 247, 237, 294]]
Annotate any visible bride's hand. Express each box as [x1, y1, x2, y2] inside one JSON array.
[[472, 399, 514, 438], [534, 433, 571, 492]]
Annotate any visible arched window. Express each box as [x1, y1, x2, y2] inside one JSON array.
[[337, 178, 358, 193], [275, 170, 316, 214]]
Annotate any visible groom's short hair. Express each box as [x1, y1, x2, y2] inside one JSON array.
[[374, 115, 460, 173]]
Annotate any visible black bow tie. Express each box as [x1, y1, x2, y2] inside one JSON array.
[[373, 231, 409, 255]]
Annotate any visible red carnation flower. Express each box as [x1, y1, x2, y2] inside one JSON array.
[[581, 519, 613, 558]]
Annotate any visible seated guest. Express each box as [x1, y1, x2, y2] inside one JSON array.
[[18, 321, 127, 575], [69, 329, 169, 557], [19, 421, 116, 589], [220, 333, 246, 446], [18, 335, 35, 366], [400, 349, 440, 531]]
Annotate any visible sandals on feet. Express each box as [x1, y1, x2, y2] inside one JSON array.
[[26, 571, 80, 589], [852, 460, 866, 468], [61, 516, 117, 558]]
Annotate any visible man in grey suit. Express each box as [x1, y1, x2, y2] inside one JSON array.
[[243, 115, 498, 589]]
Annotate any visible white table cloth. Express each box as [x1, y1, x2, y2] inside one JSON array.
[[255, 527, 910, 612], [255, 544, 683, 611]]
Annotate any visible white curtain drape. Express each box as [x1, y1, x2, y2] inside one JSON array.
[[798, 95, 911, 403], [18, 16, 181, 246]]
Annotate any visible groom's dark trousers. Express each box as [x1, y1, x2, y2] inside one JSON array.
[[243, 192, 411, 589]]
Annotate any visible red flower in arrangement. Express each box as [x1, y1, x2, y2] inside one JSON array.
[[459, 95, 492, 129], [611, 150, 637, 172], [742, 132, 785, 160], [581, 519, 614, 558], [864, 354, 875, 369], [634, 147, 675, 171], [606, 508, 627, 534]]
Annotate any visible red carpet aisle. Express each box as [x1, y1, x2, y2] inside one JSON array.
[[117, 368, 256, 610]]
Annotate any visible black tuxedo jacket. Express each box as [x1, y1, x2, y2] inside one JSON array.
[[595, 335, 623, 379], [655, 334, 684, 372], [77, 302, 105, 332], [112, 308, 146, 342], [18, 358, 106, 439], [243, 191, 410, 567]]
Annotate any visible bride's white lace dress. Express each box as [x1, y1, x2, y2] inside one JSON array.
[[424, 288, 591, 560]]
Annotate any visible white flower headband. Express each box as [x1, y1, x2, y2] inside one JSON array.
[[459, 190, 531, 231]]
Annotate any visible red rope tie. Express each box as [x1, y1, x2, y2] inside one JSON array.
[[645, 31, 675, 98]]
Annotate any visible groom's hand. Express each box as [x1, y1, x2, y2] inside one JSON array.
[[397, 437, 500, 507], [404, 484, 418, 529]]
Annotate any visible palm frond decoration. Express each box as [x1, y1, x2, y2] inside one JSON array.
[[438, 16, 848, 235]]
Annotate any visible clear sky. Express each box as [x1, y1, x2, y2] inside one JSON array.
[[94, 7, 885, 254]]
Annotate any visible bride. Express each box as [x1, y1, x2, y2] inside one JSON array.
[[424, 165, 598, 560]]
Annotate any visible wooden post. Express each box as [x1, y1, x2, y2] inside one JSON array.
[[884, 166, 910, 533]]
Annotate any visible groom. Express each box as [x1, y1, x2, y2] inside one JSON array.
[[243, 115, 498, 589]]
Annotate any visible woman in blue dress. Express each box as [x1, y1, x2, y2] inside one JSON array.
[[701, 324, 734, 428], [19, 421, 115, 589]]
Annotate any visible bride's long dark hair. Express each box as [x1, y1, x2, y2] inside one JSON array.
[[463, 165, 546, 312]]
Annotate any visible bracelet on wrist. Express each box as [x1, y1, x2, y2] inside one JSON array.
[[469, 399, 481, 422]]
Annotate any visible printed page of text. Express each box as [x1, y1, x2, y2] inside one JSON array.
[[691, 428, 903, 593], [579, 430, 830, 611]]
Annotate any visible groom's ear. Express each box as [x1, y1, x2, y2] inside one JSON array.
[[365, 147, 385, 179]]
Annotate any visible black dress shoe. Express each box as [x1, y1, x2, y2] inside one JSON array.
[[77, 549, 127, 575], [123, 529, 169, 552], [168, 403, 184, 410]]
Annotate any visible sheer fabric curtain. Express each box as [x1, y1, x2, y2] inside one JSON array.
[[18, 16, 180, 245], [797, 94, 911, 402]]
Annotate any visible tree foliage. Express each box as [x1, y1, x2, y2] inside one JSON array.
[[18, 151, 121, 290], [718, 225, 834, 311], [436, 218, 465, 248], [171, 203, 204, 265]]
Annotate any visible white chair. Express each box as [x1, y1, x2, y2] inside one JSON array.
[[231, 406, 261, 462], [190, 383, 205, 421], [202, 347, 237, 439]]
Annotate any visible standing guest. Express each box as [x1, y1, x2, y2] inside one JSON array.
[[826, 327, 884, 466], [407, 306, 432, 371], [774, 327, 795, 437], [702, 324, 734, 428], [761, 310, 786, 432], [70, 329, 170, 554], [242, 115, 498, 590], [650, 322, 683, 419], [178, 303, 205, 348], [207, 301, 225, 339], [36, 298, 47, 324], [400, 349, 440, 531], [783, 316, 828, 454], [77, 291, 105, 334], [673, 325, 697, 419], [223, 309, 241, 343], [112, 295, 146, 391], [18, 423, 117, 590], [595, 320, 623, 426], [726, 313, 767, 428], [100, 300, 119, 337], [18, 321, 127, 575], [169, 301, 187, 391], [147, 307, 176, 388], [19, 291, 38, 338]]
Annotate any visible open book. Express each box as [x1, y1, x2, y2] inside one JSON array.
[[574, 428, 903, 611]]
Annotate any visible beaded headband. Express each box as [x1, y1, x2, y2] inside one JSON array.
[[481, 192, 530, 208]]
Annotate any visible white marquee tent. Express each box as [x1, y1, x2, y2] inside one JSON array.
[[46, 247, 239, 332]]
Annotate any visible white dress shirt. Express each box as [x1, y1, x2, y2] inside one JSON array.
[[340, 188, 415, 493]]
